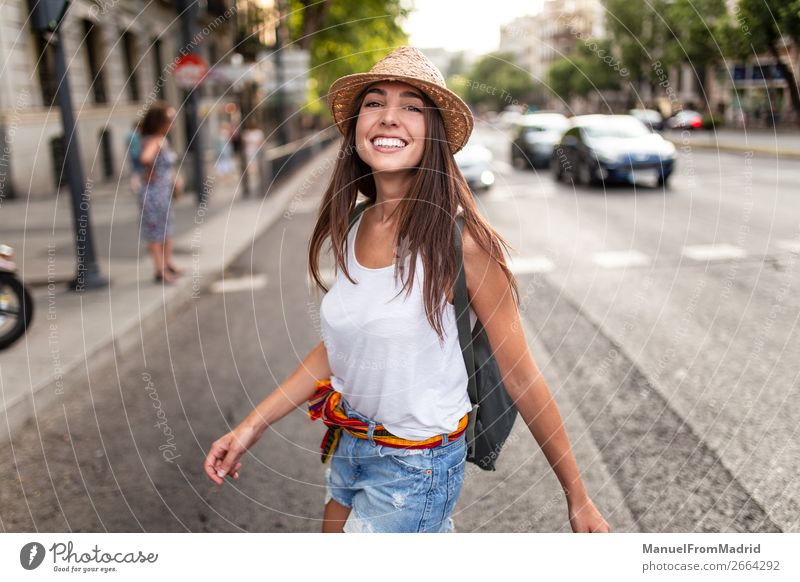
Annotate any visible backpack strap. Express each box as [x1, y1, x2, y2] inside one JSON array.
[[347, 199, 372, 233], [453, 214, 479, 451]]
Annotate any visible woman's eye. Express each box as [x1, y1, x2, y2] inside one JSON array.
[[364, 101, 421, 112]]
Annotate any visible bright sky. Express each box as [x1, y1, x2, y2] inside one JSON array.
[[405, 0, 543, 54]]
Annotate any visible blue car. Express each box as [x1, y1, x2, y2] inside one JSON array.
[[553, 115, 676, 188]]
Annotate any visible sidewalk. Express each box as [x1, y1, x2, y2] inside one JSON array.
[[0, 142, 339, 444], [664, 128, 800, 159]]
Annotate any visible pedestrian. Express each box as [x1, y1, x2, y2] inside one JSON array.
[[125, 121, 143, 194], [213, 121, 236, 178], [137, 101, 184, 284], [241, 119, 265, 195], [204, 46, 609, 534]]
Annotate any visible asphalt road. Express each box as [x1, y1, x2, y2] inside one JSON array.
[[1, 128, 797, 532]]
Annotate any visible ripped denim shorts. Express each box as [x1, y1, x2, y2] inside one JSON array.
[[324, 396, 468, 533]]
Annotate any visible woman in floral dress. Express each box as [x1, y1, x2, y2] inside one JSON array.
[[138, 102, 184, 284]]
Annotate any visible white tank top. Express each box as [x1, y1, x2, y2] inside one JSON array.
[[319, 210, 477, 440]]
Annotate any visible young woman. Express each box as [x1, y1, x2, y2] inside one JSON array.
[[204, 47, 610, 534], [138, 102, 184, 284]]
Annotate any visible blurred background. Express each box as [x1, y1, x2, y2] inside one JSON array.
[[1, 0, 798, 534]]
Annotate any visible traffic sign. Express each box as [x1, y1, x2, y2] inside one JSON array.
[[173, 54, 209, 90]]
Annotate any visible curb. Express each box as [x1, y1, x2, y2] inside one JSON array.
[[666, 138, 800, 160], [0, 142, 339, 446]]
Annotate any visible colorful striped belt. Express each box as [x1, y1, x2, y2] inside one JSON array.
[[306, 378, 469, 464]]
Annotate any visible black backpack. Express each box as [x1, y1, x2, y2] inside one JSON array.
[[452, 214, 518, 470], [346, 201, 518, 470]]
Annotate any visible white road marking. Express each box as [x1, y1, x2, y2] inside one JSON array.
[[682, 244, 747, 261], [210, 274, 268, 294], [592, 250, 651, 268], [484, 188, 554, 201], [509, 256, 555, 274], [776, 239, 800, 253]]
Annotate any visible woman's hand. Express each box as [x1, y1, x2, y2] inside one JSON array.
[[172, 174, 184, 200], [204, 424, 260, 486], [568, 495, 611, 533]]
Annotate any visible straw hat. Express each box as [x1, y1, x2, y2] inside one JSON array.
[[327, 46, 474, 154]]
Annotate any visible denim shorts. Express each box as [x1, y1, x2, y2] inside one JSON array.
[[324, 396, 468, 533]]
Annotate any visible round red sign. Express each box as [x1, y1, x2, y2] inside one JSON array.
[[173, 54, 209, 89]]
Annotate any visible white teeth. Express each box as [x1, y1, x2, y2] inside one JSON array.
[[372, 137, 407, 148]]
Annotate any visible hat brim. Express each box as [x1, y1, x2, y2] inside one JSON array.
[[327, 73, 474, 154]]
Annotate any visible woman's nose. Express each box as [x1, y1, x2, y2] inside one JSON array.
[[380, 106, 399, 126]]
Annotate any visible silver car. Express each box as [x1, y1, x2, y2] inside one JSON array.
[[455, 135, 495, 193]]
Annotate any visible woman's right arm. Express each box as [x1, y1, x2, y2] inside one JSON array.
[[139, 136, 162, 166], [139, 137, 163, 183], [203, 341, 332, 485]]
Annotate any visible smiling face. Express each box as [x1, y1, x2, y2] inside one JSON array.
[[354, 81, 427, 174]]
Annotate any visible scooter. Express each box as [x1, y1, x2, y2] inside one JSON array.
[[0, 244, 34, 350]]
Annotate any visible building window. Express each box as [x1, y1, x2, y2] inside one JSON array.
[[99, 128, 114, 179], [122, 30, 140, 102], [33, 33, 58, 107], [152, 37, 164, 99], [82, 19, 107, 104]]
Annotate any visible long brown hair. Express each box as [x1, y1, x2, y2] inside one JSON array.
[[308, 86, 519, 344], [140, 101, 173, 137]]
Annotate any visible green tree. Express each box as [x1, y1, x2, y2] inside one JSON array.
[[663, 0, 731, 107], [547, 41, 622, 103], [729, 0, 800, 118], [286, 0, 410, 116], [461, 52, 538, 110], [601, 0, 673, 100]]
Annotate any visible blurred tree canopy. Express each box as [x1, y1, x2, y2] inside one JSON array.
[[286, 0, 410, 117], [597, 0, 729, 105], [455, 52, 538, 110], [547, 41, 622, 104], [727, 0, 800, 116], [600, 0, 673, 95], [662, 0, 731, 100], [595, 0, 800, 116]]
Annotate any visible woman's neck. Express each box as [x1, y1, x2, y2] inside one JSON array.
[[371, 171, 412, 225]]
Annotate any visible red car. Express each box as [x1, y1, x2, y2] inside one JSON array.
[[667, 110, 703, 130]]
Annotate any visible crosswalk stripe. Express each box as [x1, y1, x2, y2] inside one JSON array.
[[682, 244, 747, 261], [210, 274, 268, 294], [776, 239, 800, 253], [509, 256, 555, 274], [484, 189, 555, 201], [592, 250, 651, 268]]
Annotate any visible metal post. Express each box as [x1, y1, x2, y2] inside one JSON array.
[[273, 0, 289, 146], [0, 122, 15, 201], [177, 0, 207, 204], [51, 30, 107, 291]]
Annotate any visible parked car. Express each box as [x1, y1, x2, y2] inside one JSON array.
[[497, 108, 524, 129], [511, 113, 569, 169], [553, 114, 676, 187], [455, 134, 495, 193], [667, 109, 703, 130], [628, 108, 664, 131]]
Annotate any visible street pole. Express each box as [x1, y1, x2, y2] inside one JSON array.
[[273, 0, 289, 146], [177, 0, 207, 204], [50, 28, 107, 291], [0, 121, 16, 201]]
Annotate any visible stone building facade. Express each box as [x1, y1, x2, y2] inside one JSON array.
[[0, 0, 235, 200]]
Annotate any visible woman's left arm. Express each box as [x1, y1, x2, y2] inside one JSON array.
[[462, 228, 611, 533]]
